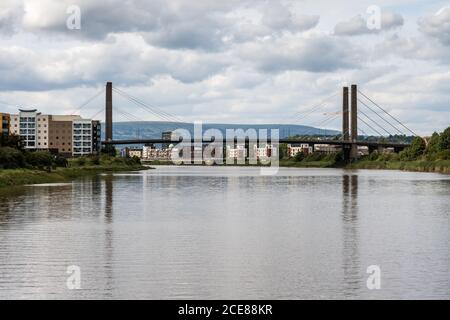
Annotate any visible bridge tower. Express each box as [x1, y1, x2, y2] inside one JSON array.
[[342, 86, 351, 161], [350, 84, 358, 160], [106, 82, 113, 142]]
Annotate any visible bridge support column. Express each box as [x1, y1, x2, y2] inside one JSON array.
[[350, 84, 358, 160], [342, 86, 351, 162], [342, 87, 349, 141], [106, 82, 113, 142]]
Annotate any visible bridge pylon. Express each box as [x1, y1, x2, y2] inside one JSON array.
[[350, 84, 358, 160], [106, 82, 113, 142]]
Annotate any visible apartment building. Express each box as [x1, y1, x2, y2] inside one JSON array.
[[73, 119, 94, 156], [7, 109, 100, 157], [36, 114, 50, 149], [253, 144, 277, 159], [0, 113, 10, 139], [287, 144, 313, 157], [14, 109, 38, 149], [142, 145, 171, 160], [92, 120, 101, 154], [227, 145, 246, 160], [315, 144, 342, 154]]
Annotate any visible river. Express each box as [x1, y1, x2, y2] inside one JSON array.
[[0, 166, 449, 299]]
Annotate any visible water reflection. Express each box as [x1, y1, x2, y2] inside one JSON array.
[[341, 174, 361, 296], [0, 167, 449, 299]]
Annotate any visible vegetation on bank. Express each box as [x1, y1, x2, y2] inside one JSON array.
[[348, 127, 450, 173], [278, 127, 450, 173], [0, 146, 146, 188]]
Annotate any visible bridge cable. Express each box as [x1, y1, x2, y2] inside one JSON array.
[[357, 98, 404, 135], [69, 87, 105, 115], [288, 91, 339, 124], [358, 90, 418, 136], [112, 88, 182, 123], [302, 111, 340, 136], [357, 115, 384, 137], [112, 87, 185, 123], [112, 88, 176, 123], [358, 109, 392, 136]]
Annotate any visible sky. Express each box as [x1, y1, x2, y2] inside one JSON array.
[[0, 0, 449, 135]]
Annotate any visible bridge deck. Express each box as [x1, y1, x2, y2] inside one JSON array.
[[102, 139, 410, 149]]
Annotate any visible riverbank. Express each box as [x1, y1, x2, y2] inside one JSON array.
[[346, 159, 450, 174], [0, 163, 147, 188], [145, 158, 450, 173]]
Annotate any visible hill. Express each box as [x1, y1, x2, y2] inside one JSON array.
[[106, 121, 340, 141]]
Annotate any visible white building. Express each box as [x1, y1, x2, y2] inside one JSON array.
[[315, 144, 341, 154], [72, 119, 93, 156], [253, 144, 277, 159], [287, 144, 313, 157], [227, 145, 246, 160], [14, 109, 38, 149], [142, 145, 172, 160]]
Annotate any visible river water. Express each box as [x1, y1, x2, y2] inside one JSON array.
[[0, 166, 449, 299]]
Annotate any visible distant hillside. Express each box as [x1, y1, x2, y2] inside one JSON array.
[[104, 122, 339, 141]]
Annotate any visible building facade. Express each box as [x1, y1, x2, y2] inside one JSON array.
[[287, 144, 313, 157], [7, 109, 100, 157], [48, 119, 73, 156], [73, 119, 94, 156], [314, 144, 342, 154], [0, 113, 10, 139]]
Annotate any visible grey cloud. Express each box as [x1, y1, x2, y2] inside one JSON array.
[[0, 35, 229, 91], [418, 6, 450, 45], [0, 0, 23, 34], [11, 0, 319, 51], [238, 35, 363, 73], [334, 12, 403, 36]]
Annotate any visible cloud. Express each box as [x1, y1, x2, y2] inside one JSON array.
[[6, 0, 320, 51], [0, 34, 229, 91], [237, 34, 364, 73], [334, 11, 403, 35], [0, 0, 23, 34], [418, 6, 450, 45]]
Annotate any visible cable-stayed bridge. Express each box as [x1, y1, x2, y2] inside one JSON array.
[[73, 82, 415, 161]]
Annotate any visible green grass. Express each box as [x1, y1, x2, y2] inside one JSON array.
[[347, 160, 450, 173], [279, 159, 336, 168], [0, 156, 148, 188]]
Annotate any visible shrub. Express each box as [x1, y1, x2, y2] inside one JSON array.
[[54, 155, 68, 168], [90, 156, 101, 165], [76, 157, 86, 166], [304, 152, 325, 162], [0, 147, 26, 169], [26, 151, 54, 169], [294, 151, 305, 162]]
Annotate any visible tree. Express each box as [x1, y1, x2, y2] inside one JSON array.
[[400, 136, 426, 160], [427, 132, 440, 154], [294, 151, 305, 162], [25, 151, 54, 169], [439, 127, 450, 150], [101, 144, 117, 156], [278, 143, 288, 160], [0, 147, 26, 169]]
